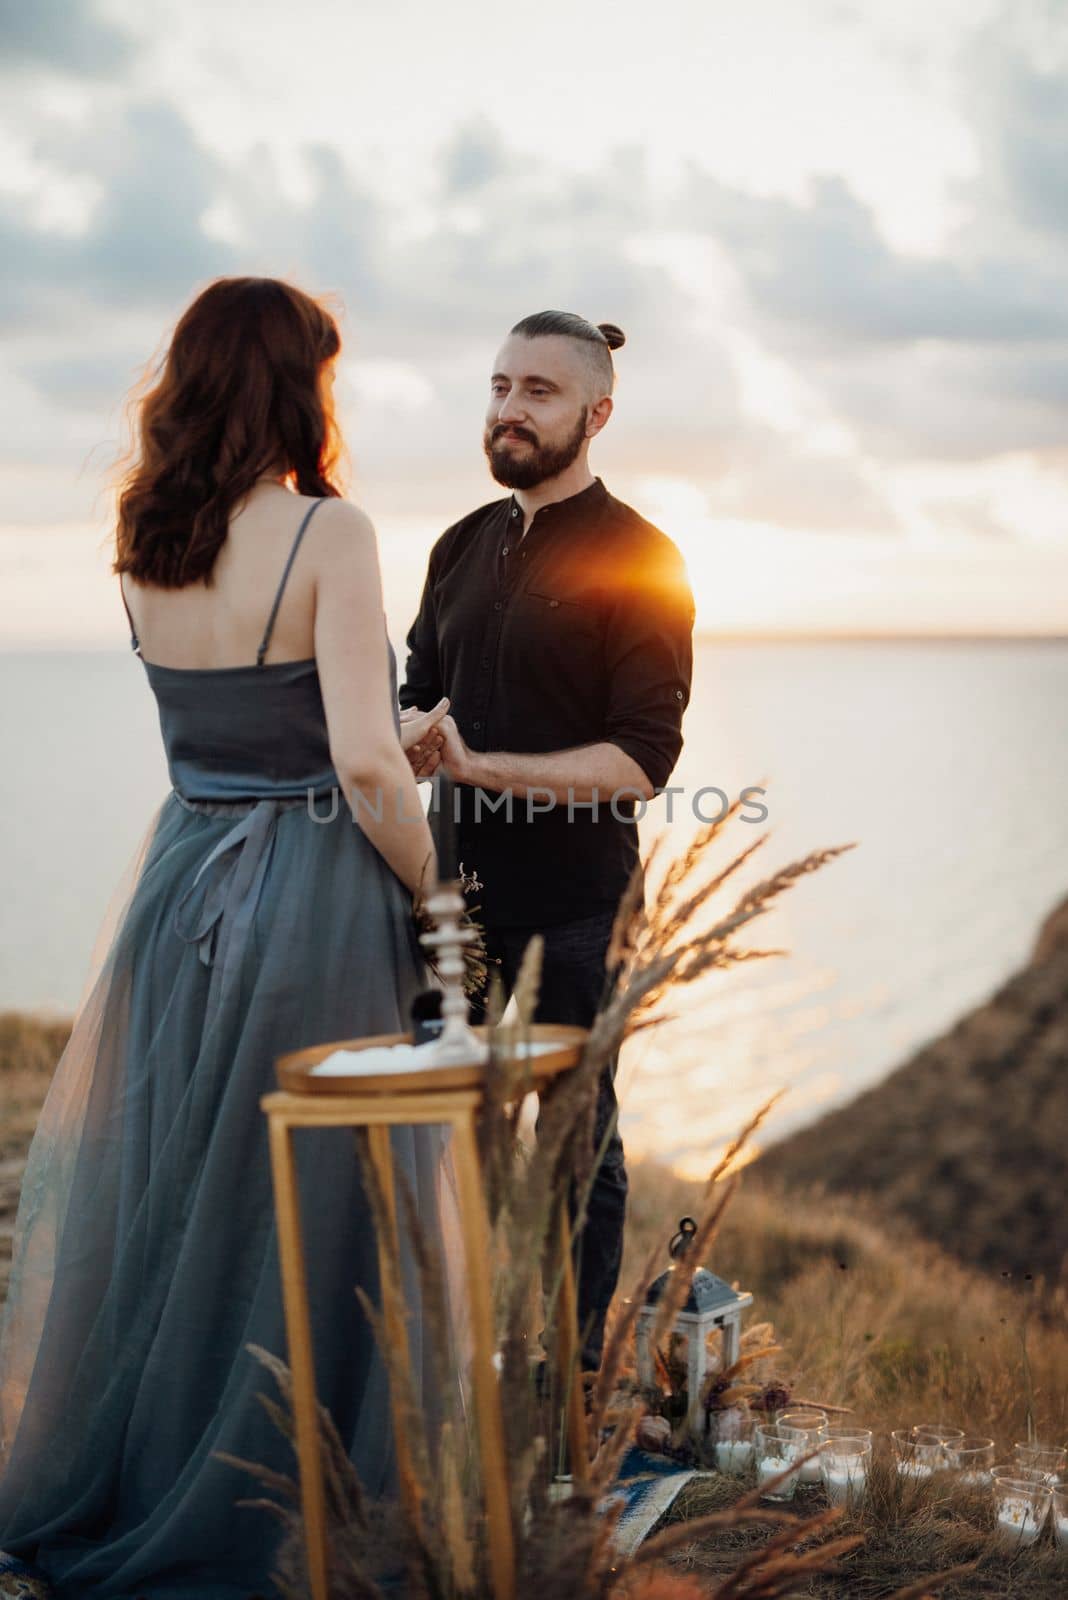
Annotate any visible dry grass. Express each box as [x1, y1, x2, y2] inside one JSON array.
[[0, 1011, 69, 1160], [624, 1166, 1068, 1597], [0, 1010, 72, 1303], [623, 1169, 1068, 1454], [663, 1459, 1068, 1598]]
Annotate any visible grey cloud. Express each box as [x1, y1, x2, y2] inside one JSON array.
[[60, 102, 232, 303], [0, 120, 749, 525], [395, 232, 657, 351], [224, 141, 384, 319], [962, 23, 1068, 238], [810, 340, 1068, 462], [669, 19, 1068, 464], [689, 171, 1068, 347], [0, 103, 904, 542], [0, 100, 232, 340], [440, 118, 512, 194], [0, 0, 133, 77], [360, 132, 661, 356], [11, 25, 1068, 532], [17, 344, 151, 413]]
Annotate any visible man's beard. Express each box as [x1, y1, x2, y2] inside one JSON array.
[[483, 408, 588, 489]]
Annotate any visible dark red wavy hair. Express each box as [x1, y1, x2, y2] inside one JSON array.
[[115, 277, 343, 587]]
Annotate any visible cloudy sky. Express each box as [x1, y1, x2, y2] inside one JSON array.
[[3, 0, 1068, 643]]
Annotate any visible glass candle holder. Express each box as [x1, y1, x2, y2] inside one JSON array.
[[994, 1477, 1052, 1548], [822, 1425, 874, 1447], [992, 1462, 1050, 1486], [944, 1437, 996, 1486], [912, 1423, 966, 1445], [754, 1423, 805, 1501], [1013, 1442, 1067, 1481], [1052, 1479, 1068, 1550], [712, 1406, 755, 1476], [819, 1436, 872, 1510], [909, 1425, 959, 1473], [893, 1429, 935, 1479], [777, 1409, 828, 1484]]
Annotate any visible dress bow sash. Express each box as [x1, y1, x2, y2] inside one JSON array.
[[173, 798, 286, 1000]]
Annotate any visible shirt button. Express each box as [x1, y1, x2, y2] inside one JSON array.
[[473, 720, 482, 730], [493, 601, 502, 611], [481, 656, 490, 667], [511, 507, 519, 518], [675, 689, 684, 699], [502, 546, 509, 556], [549, 599, 560, 608]]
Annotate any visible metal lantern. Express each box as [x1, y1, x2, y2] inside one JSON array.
[[636, 1217, 754, 1433]]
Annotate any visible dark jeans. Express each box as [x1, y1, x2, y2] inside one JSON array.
[[472, 907, 628, 1370]]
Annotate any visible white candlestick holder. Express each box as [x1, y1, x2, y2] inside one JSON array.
[[419, 880, 488, 1064]]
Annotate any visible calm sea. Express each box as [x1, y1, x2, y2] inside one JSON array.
[[2, 638, 1066, 1173]]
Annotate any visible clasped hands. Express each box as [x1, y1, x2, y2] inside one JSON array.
[[398, 698, 472, 782]]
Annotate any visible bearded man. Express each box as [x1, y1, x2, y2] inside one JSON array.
[[399, 310, 695, 1372]]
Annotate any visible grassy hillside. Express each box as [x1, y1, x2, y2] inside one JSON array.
[[756, 893, 1068, 1288], [624, 1166, 1068, 1598], [624, 1165, 1067, 1460]]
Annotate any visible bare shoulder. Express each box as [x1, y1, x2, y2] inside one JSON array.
[[312, 495, 375, 536], [308, 497, 378, 562]]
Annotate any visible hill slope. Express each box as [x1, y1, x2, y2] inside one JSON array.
[[756, 892, 1068, 1285]]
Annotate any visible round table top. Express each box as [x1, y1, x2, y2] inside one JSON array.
[[275, 1022, 589, 1097]]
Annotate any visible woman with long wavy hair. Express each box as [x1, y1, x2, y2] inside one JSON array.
[[0, 277, 452, 1597]]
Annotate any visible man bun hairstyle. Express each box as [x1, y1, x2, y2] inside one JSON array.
[[509, 309, 625, 395], [596, 321, 626, 351]]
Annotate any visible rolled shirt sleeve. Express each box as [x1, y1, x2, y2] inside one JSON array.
[[601, 532, 695, 793]]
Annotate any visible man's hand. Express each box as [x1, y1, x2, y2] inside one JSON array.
[[437, 713, 477, 784], [399, 698, 450, 779]]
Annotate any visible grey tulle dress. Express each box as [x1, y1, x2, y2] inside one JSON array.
[[0, 498, 450, 1597]]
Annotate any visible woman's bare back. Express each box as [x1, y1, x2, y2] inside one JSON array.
[[121, 480, 325, 669]]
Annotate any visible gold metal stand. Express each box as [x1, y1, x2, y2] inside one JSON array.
[[260, 1023, 589, 1600]]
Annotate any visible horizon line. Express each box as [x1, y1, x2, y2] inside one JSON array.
[[693, 628, 1068, 644], [2, 628, 1068, 656]]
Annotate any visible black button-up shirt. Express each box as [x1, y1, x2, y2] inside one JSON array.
[[399, 476, 695, 927]]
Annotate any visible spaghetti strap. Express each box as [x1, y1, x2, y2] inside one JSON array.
[[256, 497, 327, 667], [119, 574, 142, 657]]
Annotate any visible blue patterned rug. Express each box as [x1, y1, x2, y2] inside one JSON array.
[[0, 1551, 55, 1598], [606, 1446, 708, 1555]]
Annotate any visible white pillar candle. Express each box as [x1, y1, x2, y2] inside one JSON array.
[[996, 1496, 1045, 1546], [778, 1412, 828, 1481], [824, 1464, 867, 1508], [758, 1454, 799, 1496], [715, 1440, 754, 1474]]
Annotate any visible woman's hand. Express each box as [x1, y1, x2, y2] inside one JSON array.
[[400, 698, 449, 778]]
